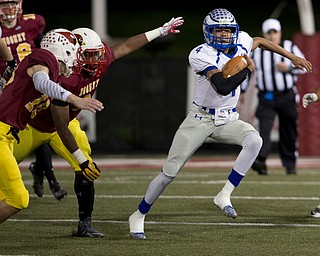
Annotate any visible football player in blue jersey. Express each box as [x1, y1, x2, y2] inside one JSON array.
[[128, 8, 312, 240]]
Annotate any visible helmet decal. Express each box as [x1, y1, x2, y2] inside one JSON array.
[[40, 28, 79, 77], [72, 27, 107, 75]]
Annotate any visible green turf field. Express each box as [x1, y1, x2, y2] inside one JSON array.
[[1, 163, 320, 256]]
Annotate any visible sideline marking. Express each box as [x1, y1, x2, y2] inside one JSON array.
[[7, 218, 320, 228]]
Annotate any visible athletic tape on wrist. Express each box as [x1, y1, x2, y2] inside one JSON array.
[[72, 149, 87, 165], [145, 28, 161, 42]]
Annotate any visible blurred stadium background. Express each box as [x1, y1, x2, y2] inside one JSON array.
[[22, 0, 320, 156]]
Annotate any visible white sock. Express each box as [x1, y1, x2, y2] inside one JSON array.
[[136, 209, 146, 217], [221, 180, 235, 196]]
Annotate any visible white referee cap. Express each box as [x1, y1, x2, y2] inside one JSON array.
[[262, 18, 281, 33]]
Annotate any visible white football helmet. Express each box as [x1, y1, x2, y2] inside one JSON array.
[[40, 28, 79, 77], [72, 27, 107, 75], [0, 0, 22, 21], [203, 8, 239, 51]]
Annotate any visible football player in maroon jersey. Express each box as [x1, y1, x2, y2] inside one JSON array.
[[13, 18, 184, 237], [0, 0, 67, 200], [0, 28, 104, 225]]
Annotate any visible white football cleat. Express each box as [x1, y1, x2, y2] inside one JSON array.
[[310, 207, 320, 218], [129, 210, 146, 239], [213, 191, 237, 219]]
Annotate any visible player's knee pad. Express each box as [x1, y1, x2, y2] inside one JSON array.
[[6, 187, 29, 209], [243, 131, 263, 154], [160, 171, 175, 185], [162, 161, 182, 177]]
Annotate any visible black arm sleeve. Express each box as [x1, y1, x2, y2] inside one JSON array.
[[209, 67, 252, 96], [51, 99, 69, 107]]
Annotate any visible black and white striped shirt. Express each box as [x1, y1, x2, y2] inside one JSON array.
[[242, 40, 306, 93]]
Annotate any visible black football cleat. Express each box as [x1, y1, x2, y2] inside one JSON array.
[[51, 187, 67, 201], [73, 217, 104, 238], [49, 181, 67, 201]]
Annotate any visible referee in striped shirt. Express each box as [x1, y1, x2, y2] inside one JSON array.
[[242, 18, 307, 175]]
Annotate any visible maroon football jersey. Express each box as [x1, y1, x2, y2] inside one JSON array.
[[0, 13, 45, 73], [0, 49, 59, 130], [28, 44, 115, 133]]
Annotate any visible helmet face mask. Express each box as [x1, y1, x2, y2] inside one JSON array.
[[72, 28, 107, 76], [0, 0, 22, 21], [203, 8, 239, 51], [40, 29, 79, 77], [76, 47, 107, 75]]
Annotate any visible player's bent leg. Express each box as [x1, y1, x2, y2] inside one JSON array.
[[34, 143, 67, 200], [214, 134, 262, 218], [129, 115, 204, 239], [0, 184, 29, 224], [129, 112, 205, 239], [0, 200, 21, 224], [73, 173, 103, 238], [29, 160, 67, 200], [129, 172, 174, 239], [28, 162, 44, 197], [50, 119, 92, 172], [6, 185, 29, 210], [0, 154, 29, 223]]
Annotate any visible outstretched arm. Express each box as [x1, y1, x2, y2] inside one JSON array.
[[111, 17, 184, 60], [252, 36, 312, 73]]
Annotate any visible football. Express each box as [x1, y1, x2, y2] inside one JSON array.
[[222, 56, 248, 78]]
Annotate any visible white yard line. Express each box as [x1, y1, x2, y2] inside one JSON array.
[[7, 218, 320, 228]]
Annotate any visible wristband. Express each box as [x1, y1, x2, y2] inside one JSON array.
[[72, 149, 87, 164], [145, 28, 161, 42]]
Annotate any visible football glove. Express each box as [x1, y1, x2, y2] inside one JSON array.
[[159, 17, 184, 36], [0, 76, 6, 95], [302, 93, 318, 108], [80, 160, 101, 181], [2, 59, 16, 81]]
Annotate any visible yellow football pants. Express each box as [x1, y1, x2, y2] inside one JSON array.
[[14, 118, 92, 172], [0, 122, 29, 209]]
